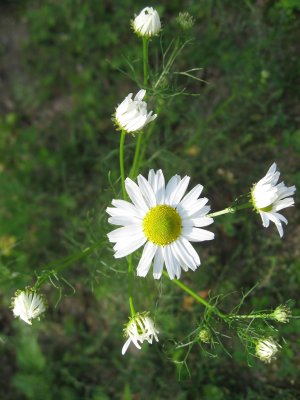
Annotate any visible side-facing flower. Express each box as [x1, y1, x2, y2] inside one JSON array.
[[273, 305, 291, 323], [122, 312, 159, 355], [114, 89, 157, 134], [132, 7, 161, 38], [107, 169, 214, 280], [251, 162, 296, 237], [255, 337, 280, 364], [12, 288, 46, 325]]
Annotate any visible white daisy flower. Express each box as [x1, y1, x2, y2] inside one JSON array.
[[115, 89, 157, 134], [255, 337, 279, 364], [251, 162, 296, 237], [132, 7, 161, 38], [122, 312, 159, 355], [12, 289, 46, 325], [107, 170, 214, 280]]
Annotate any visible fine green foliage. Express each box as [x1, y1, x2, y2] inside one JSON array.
[[0, 1, 299, 399]]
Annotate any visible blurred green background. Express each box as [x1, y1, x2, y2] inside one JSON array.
[[0, 0, 299, 399]]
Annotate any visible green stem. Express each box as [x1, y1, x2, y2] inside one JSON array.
[[119, 130, 126, 199], [127, 255, 136, 317], [129, 132, 143, 179], [143, 37, 149, 87], [208, 202, 252, 218], [163, 271, 226, 319], [138, 103, 160, 172], [228, 313, 274, 320], [33, 241, 103, 290]]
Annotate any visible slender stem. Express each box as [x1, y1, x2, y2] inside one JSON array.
[[138, 103, 160, 172], [128, 37, 149, 178], [208, 202, 252, 218], [143, 37, 149, 87], [129, 133, 143, 179], [127, 255, 136, 317], [33, 241, 103, 290], [163, 271, 226, 319], [119, 130, 126, 199], [228, 313, 274, 320]]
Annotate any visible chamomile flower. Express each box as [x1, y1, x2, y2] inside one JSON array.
[[114, 89, 157, 134], [107, 170, 214, 280], [132, 7, 161, 38], [251, 163, 296, 237], [12, 289, 46, 325], [255, 337, 279, 364], [122, 312, 159, 355]]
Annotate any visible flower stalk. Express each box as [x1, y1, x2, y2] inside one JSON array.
[[143, 37, 149, 87], [119, 130, 127, 199], [163, 271, 226, 320], [129, 132, 143, 179], [208, 202, 252, 218]]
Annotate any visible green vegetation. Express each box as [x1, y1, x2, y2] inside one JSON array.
[[0, 1, 299, 399]]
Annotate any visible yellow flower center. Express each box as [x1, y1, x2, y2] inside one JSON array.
[[143, 205, 182, 246]]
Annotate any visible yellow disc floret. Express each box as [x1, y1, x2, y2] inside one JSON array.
[[143, 205, 182, 246]]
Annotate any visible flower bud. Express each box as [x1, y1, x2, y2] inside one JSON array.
[[255, 337, 279, 364], [12, 288, 46, 325], [273, 305, 291, 323], [199, 328, 211, 344], [176, 12, 195, 31], [132, 7, 161, 38]]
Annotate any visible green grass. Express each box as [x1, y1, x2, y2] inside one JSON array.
[[0, 1, 299, 399]]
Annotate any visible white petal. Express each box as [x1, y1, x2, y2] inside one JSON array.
[[174, 239, 198, 271], [122, 338, 131, 355], [162, 246, 175, 280], [114, 236, 147, 258], [182, 226, 215, 242], [153, 246, 164, 279], [137, 242, 157, 277], [134, 89, 146, 101], [137, 174, 157, 208], [179, 184, 204, 209], [180, 238, 200, 266], [259, 211, 270, 228], [164, 175, 181, 205], [191, 216, 214, 228], [169, 176, 190, 207], [108, 216, 140, 226], [125, 178, 149, 213], [107, 224, 143, 243]]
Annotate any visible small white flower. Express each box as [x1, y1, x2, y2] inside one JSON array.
[[115, 89, 157, 134], [12, 289, 46, 325], [122, 312, 159, 355], [251, 163, 296, 237], [273, 305, 291, 323], [132, 7, 161, 38], [107, 169, 214, 280], [255, 337, 279, 364]]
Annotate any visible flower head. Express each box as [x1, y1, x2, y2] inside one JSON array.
[[176, 12, 195, 31], [107, 170, 214, 280], [12, 289, 46, 325], [122, 312, 159, 355], [251, 163, 296, 237], [199, 328, 212, 344], [255, 337, 280, 364], [132, 7, 161, 38], [273, 305, 291, 323], [114, 89, 157, 134]]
